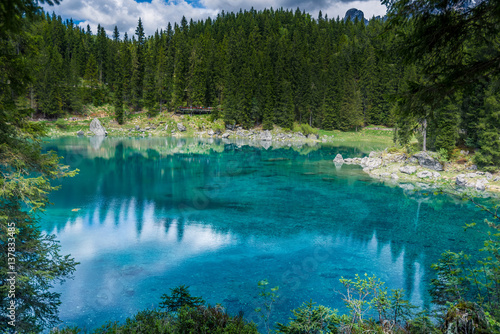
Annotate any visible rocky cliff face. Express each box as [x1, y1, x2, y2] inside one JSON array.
[[344, 8, 368, 24]]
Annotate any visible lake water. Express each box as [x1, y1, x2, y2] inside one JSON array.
[[41, 136, 491, 331]]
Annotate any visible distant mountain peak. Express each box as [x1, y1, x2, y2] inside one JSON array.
[[344, 8, 367, 24]]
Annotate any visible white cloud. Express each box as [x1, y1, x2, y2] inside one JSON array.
[[44, 0, 386, 37]]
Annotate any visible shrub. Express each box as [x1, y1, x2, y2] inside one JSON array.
[[300, 123, 318, 136], [55, 118, 68, 129], [177, 305, 259, 333], [276, 300, 340, 334], [159, 285, 205, 312]]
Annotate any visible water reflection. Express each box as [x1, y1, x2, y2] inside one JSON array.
[[41, 137, 490, 330]]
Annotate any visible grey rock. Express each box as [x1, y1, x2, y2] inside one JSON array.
[[296, 132, 306, 138], [417, 171, 434, 179], [466, 173, 477, 178], [433, 172, 441, 178], [135, 125, 140, 131], [391, 173, 399, 180], [385, 153, 406, 162], [399, 166, 417, 175], [369, 151, 380, 158], [412, 152, 443, 171], [76, 130, 84, 136], [456, 174, 471, 187], [344, 157, 362, 165], [494, 176, 500, 182], [307, 133, 317, 140], [222, 132, 231, 139], [360, 157, 382, 170], [177, 123, 187, 132], [460, 150, 469, 155], [476, 171, 485, 175], [408, 156, 418, 164], [466, 164, 478, 170], [333, 154, 344, 164], [145, 126, 151, 131], [380, 173, 391, 178], [476, 178, 489, 191], [260, 130, 272, 141], [207, 129, 215, 136], [236, 130, 246, 137], [165, 124, 169, 131], [89, 118, 107, 136]]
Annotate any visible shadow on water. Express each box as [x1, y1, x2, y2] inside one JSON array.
[[41, 136, 493, 330]]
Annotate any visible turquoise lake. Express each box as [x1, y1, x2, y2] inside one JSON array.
[[41, 136, 492, 331]]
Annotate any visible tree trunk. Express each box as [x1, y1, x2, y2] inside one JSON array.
[[422, 118, 427, 152]]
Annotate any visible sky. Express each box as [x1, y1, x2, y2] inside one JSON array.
[[43, 0, 387, 37]]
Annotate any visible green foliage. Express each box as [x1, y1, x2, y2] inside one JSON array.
[[405, 311, 441, 334], [55, 118, 68, 129], [437, 148, 450, 163], [159, 285, 205, 312], [430, 201, 500, 327], [176, 304, 259, 333], [338, 274, 416, 332], [297, 123, 318, 136], [1, 1, 78, 332], [255, 279, 280, 334], [276, 300, 340, 334]]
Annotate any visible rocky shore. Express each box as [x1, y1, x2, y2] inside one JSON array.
[[333, 151, 500, 195], [77, 117, 330, 144]]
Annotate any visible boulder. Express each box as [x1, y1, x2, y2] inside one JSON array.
[[222, 132, 231, 139], [236, 130, 246, 137], [412, 152, 443, 171], [380, 173, 390, 178], [145, 126, 151, 131], [385, 153, 406, 163], [466, 164, 478, 170], [417, 171, 433, 179], [135, 125, 140, 131], [369, 151, 381, 158], [76, 130, 85, 136], [485, 172, 493, 180], [466, 172, 477, 178], [89, 118, 107, 136], [260, 130, 272, 141], [360, 157, 382, 170], [456, 174, 471, 187], [476, 178, 489, 191], [165, 124, 169, 131], [333, 154, 344, 164], [207, 129, 215, 136], [307, 133, 318, 140], [399, 166, 417, 175], [391, 173, 399, 180], [494, 176, 500, 182], [296, 132, 306, 138], [177, 123, 187, 132]]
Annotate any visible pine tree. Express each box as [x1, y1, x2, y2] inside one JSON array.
[[131, 18, 146, 110]]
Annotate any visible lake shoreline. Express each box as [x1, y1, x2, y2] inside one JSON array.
[[334, 150, 500, 197]]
